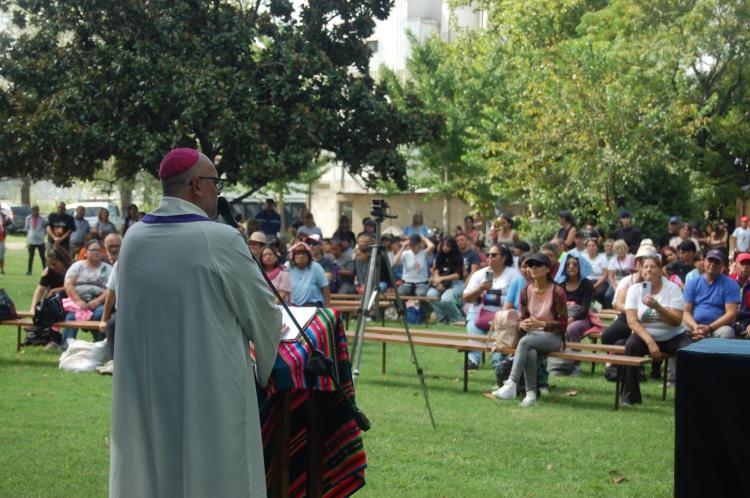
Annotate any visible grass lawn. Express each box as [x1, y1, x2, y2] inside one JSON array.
[[0, 236, 674, 497]]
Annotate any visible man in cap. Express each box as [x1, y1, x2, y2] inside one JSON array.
[[110, 148, 281, 498], [255, 198, 281, 237], [731, 252, 750, 337], [683, 249, 740, 340], [658, 216, 681, 251], [731, 215, 750, 258], [612, 210, 642, 254]]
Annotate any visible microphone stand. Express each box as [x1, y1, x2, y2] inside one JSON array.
[[217, 198, 370, 497]]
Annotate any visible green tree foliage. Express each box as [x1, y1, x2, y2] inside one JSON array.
[[410, 0, 750, 238], [0, 0, 437, 189]]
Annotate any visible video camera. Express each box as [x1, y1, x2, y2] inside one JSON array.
[[370, 199, 398, 222]]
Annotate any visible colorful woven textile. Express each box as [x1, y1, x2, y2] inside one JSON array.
[[260, 308, 366, 497]]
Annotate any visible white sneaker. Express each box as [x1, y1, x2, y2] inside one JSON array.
[[539, 386, 550, 395], [97, 360, 114, 375], [493, 380, 517, 400], [520, 391, 537, 407]]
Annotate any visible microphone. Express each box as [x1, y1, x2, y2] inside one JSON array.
[[217, 196, 238, 228]]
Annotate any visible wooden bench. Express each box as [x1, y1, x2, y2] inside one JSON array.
[[348, 328, 652, 410], [1, 317, 103, 352]]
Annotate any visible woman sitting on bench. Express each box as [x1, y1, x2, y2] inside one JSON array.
[[61, 239, 113, 350], [621, 253, 688, 405], [494, 253, 567, 407]]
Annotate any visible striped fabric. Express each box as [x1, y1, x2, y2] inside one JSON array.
[[260, 308, 366, 497]]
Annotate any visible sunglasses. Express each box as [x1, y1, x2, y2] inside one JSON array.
[[526, 261, 546, 268]]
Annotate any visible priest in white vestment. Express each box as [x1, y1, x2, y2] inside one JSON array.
[[110, 148, 281, 497]]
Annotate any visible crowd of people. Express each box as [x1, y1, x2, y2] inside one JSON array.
[[17, 196, 750, 403]]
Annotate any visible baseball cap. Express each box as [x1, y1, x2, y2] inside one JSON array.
[[669, 216, 680, 224], [705, 249, 726, 264], [620, 210, 631, 219], [741, 216, 749, 222], [736, 252, 750, 264]]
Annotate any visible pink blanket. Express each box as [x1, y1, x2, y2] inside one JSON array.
[[62, 298, 94, 321]]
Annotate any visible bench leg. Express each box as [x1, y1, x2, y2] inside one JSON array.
[[381, 343, 387, 375], [463, 351, 468, 393], [614, 367, 620, 411], [16, 325, 21, 352], [590, 337, 597, 375], [662, 357, 668, 401], [481, 351, 486, 365]]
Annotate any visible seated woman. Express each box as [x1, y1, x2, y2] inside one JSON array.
[[260, 246, 290, 303], [463, 244, 520, 369], [494, 253, 567, 407], [555, 253, 594, 343], [288, 242, 330, 307], [550, 253, 594, 376], [394, 234, 435, 297], [61, 239, 113, 350], [489, 213, 520, 247], [427, 237, 464, 324], [607, 239, 634, 290], [29, 246, 72, 349], [621, 253, 689, 405], [552, 210, 577, 252], [581, 238, 611, 308]]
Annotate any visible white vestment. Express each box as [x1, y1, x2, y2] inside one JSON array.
[[109, 197, 281, 498]]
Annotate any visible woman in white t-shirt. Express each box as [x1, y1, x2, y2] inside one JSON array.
[[621, 255, 691, 405], [581, 238, 611, 308], [462, 244, 520, 369], [607, 239, 634, 290], [394, 234, 435, 296]]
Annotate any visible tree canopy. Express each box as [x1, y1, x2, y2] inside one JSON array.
[[0, 0, 439, 189], [392, 0, 750, 236]]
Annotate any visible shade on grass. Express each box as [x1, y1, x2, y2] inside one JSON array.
[[0, 236, 673, 497]]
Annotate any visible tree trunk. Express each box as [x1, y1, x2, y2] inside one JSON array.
[[442, 166, 451, 235], [20, 176, 31, 205], [119, 180, 134, 218]]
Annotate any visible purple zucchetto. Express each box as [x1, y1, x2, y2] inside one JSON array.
[[159, 148, 200, 179]]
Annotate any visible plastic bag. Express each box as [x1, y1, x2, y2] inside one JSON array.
[[59, 339, 108, 373]]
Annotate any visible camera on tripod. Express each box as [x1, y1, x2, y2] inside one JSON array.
[[370, 199, 398, 222]]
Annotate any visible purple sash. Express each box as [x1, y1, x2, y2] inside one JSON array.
[[141, 213, 211, 224]]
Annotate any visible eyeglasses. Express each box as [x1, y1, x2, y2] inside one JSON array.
[[487, 253, 501, 258], [194, 176, 224, 194]]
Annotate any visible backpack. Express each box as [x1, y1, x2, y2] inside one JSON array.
[[34, 293, 66, 327], [0, 289, 17, 320], [405, 300, 423, 325]]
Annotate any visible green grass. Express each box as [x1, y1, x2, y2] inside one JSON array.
[[0, 236, 674, 497]]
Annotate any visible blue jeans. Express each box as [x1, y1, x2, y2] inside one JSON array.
[[427, 281, 464, 323], [61, 304, 104, 351]]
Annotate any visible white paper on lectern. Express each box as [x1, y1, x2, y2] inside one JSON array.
[[277, 305, 318, 342]]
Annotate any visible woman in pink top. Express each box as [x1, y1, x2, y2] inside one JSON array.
[[260, 246, 290, 303], [493, 253, 567, 407]]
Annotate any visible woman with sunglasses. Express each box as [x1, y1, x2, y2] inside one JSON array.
[[462, 244, 520, 369], [494, 253, 567, 407]]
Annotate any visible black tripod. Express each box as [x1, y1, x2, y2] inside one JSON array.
[[350, 199, 436, 429]]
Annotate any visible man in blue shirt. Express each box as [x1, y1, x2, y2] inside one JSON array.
[[455, 232, 480, 283], [255, 198, 281, 237], [683, 249, 740, 340]]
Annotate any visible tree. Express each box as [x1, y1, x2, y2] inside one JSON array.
[[0, 0, 437, 190]]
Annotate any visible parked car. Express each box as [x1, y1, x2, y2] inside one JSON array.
[[65, 201, 124, 232], [9, 205, 31, 234]]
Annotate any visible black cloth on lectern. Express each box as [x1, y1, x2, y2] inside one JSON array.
[[675, 339, 750, 498]]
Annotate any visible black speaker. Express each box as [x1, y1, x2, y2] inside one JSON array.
[[675, 339, 750, 498]]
